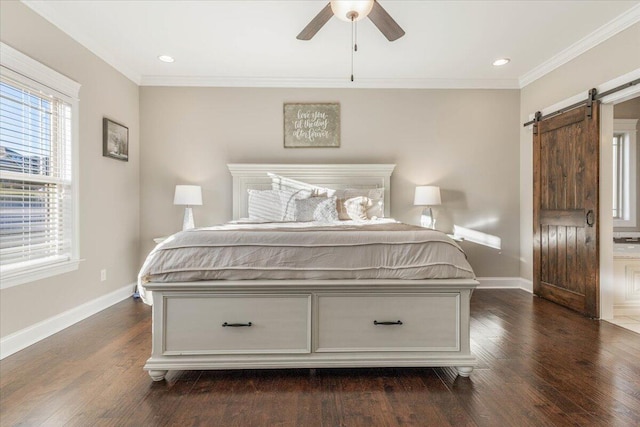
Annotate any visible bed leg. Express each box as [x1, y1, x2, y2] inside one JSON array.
[[149, 370, 168, 381], [456, 367, 473, 377]]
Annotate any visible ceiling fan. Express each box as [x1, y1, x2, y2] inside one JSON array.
[[297, 0, 405, 42]]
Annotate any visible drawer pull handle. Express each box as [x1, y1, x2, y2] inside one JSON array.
[[222, 322, 252, 327], [373, 320, 403, 326]]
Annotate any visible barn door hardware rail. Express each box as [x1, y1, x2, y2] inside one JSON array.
[[523, 77, 640, 128]]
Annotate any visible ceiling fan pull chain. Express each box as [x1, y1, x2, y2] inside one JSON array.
[[355, 20, 358, 52], [351, 15, 355, 82]]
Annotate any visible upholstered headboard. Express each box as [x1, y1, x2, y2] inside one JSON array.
[[227, 164, 395, 220]]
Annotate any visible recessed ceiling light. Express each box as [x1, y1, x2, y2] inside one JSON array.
[[492, 58, 510, 66], [158, 55, 175, 63]]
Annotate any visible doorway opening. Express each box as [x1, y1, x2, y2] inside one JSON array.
[[607, 96, 640, 333]]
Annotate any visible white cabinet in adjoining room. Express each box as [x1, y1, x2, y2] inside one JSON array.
[[613, 242, 640, 316]]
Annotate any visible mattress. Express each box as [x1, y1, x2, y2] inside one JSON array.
[[138, 220, 476, 304]]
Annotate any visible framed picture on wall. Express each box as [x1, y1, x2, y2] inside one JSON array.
[[102, 118, 129, 161], [283, 103, 340, 148]]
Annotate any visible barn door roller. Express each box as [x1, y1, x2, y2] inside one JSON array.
[[586, 88, 597, 119], [532, 111, 542, 135]]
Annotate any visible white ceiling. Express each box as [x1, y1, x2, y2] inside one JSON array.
[[22, 0, 640, 89]]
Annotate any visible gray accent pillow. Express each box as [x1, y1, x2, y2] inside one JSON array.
[[295, 197, 338, 222]]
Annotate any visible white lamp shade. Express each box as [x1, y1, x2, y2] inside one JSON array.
[[330, 0, 374, 22], [414, 186, 441, 206], [174, 185, 202, 206]]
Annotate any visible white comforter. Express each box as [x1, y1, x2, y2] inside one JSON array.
[[138, 220, 476, 305]]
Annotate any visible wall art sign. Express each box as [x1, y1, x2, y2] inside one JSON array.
[[103, 118, 129, 161], [283, 103, 340, 148]]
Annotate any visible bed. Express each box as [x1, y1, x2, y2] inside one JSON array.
[[141, 164, 478, 381]]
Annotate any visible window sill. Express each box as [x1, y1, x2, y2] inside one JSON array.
[[614, 218, 638, 228], [0, 259, 83, 290]]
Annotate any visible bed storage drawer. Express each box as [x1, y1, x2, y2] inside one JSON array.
[[163, 294, 311, 355], [315, 293, 460, 352]]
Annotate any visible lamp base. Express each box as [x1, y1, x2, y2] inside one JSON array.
[[420, 207, 436, 229], [182, 207, 195, 231]]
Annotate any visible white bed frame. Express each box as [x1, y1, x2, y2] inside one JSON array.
[[144, 164, 477, 381]]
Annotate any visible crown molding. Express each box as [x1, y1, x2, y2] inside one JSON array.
[[140, 75, 520, 89], [519, 4, 640, 88], [20, 0, 638, 91], [21, 0, 141, 85]]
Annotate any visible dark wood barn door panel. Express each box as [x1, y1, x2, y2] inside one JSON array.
[[533, 104, 600, 317]]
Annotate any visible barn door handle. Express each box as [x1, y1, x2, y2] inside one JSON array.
[[586, 210, 595, 227]]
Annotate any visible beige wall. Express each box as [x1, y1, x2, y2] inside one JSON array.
[[613, 96, 640, 233], [519, 23, 640, 281], [140, 87, 521, 277], [0, 2, 140, 337], [11, 0, 634, 338]]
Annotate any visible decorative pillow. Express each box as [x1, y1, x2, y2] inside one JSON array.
[[366, 197, 384, 219], [248, 189, 284, 221], [247, 189, 310, 221], [335, 188, 384, 220], [295, 197, 338, 222], [279, 189, 312, 221], [268, 173, 336, 197], [343, 196, 370, 221]]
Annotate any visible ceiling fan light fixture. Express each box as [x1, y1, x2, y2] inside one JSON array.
[[330, 0, 374, 22]]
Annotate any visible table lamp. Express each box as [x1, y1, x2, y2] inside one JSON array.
[[174, 185, 202, 230], [414, 186, 441, 229]]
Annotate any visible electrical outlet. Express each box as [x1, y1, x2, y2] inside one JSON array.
[[100, 269, 107, 282]]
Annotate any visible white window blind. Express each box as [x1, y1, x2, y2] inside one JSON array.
[[0, 76, 73, 271], [612, 119, 638, 228], [612, 133, 623, 219], [0, 42, 80, 288]]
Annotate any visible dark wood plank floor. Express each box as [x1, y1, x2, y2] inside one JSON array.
[[2, 290, 640, 426]]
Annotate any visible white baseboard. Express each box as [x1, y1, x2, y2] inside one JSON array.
[[0, 278, 534, 359], [0, 283, 135, 360], [476, 277, 533, 293], [613, 304, 640, 316]]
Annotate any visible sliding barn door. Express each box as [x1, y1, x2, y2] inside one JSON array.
[[533, 103, 600, 317]]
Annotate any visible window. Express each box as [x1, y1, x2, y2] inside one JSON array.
[[0, 43, 80, 288], [613, 132, 623, 219], [612, 119, 638, 228]]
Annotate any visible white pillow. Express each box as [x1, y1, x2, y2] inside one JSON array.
[[247, 190, 283, 221], [268, 173, 336, 197], [343, 196, 370, 221], [335, 188, 384, 220], [247, 189, 310, 221], [295, 197, 338, 222]]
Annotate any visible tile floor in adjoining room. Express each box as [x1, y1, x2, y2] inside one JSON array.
[[606, 315, 640, 334]]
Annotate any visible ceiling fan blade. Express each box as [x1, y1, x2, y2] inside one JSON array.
[[297, 3, 333, 40], [368, 0, 405, 41]]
